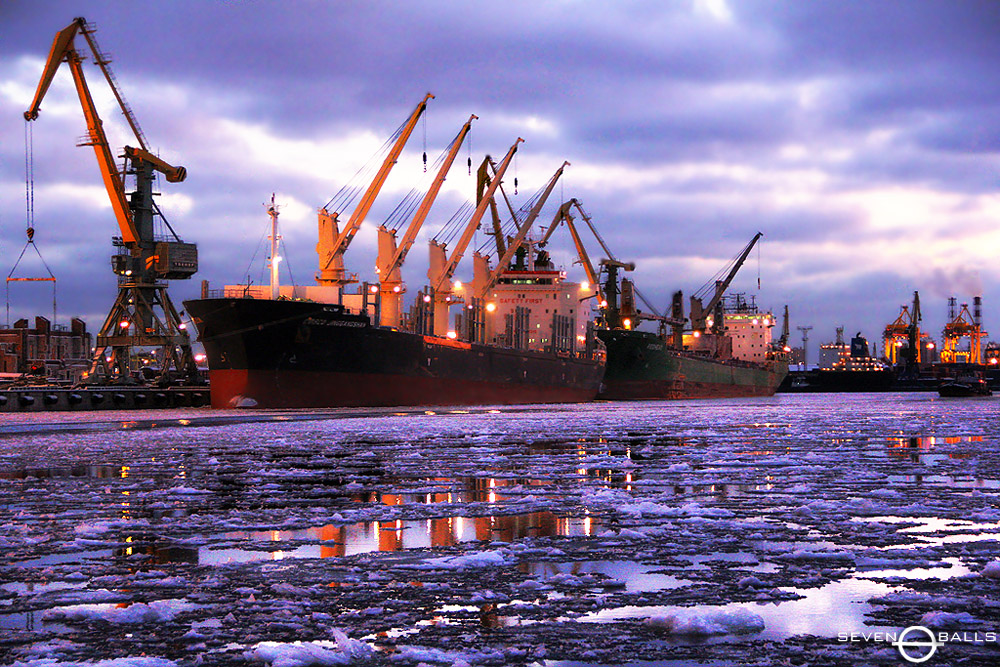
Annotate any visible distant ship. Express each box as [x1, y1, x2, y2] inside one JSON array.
[[938, 375, 992, 397], [779, 329, 895, 393]]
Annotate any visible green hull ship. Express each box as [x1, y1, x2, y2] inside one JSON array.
[[592, 234, 788, 401], [597, 328, 788, 400]]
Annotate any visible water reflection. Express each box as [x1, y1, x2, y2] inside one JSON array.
[[884, 435, 983, 465], [519, 560, 692, 593], [136, 511, 599, 566], [578, 577, 900, 641], [0, 465, 127, 480]]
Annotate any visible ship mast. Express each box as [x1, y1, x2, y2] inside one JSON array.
[[267, 195, 281, 300]]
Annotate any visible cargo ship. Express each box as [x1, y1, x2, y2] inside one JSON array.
[[184, 294, 604, 409], [598, 329, 787, 399], [186, 100, 604, 409], [779, 329, 894, 393], [587, 233, 787, 400]]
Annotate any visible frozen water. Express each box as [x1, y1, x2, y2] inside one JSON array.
[[1, 393, 999, 665]]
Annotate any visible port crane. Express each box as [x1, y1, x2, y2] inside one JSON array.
[[940, 296, 986, 365], [883, 291, 923, 367], [375, 114, 477, 327], [427, 138, 522, 336], [317, 93, 434, 288], [24, 17, 198, 383]]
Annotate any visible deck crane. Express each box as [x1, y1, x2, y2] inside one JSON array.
[[428, 138, 522, 336], [476, 157, 521, 259], [538, 199, 602, 302], [689, 232, 763, 335], [538, 199, 682, 341], [24, 17, 198, 383], [472, 161, 570, 302], [375, 114, 477, 326], [317, 93, 433, 287]]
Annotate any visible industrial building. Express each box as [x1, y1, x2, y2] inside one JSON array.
[[0, 317, 92, 383]]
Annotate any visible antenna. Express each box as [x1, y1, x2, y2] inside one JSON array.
[[797, 325, 813, 371]]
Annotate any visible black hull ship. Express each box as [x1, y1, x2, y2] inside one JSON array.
[[185, 297, 604, 409]]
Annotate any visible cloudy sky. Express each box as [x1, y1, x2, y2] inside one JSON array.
[[2, 0, 998, 358]]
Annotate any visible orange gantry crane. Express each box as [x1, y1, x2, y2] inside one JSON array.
[[940, 296, 986, 364], [24, 17, 198, 383], [883, 291, 923, 366]]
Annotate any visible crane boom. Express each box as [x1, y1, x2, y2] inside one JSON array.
[[77, 20, 148, 150], [475, 161, 569, 300], [432, 138, 522, 293], [543, 199, 601, 295], [379, 114, 476, 278], [23, 17, 187, 247], [477, 156, 520, 257], [318, 92, 434, 285], [691, 232, 763, 331]]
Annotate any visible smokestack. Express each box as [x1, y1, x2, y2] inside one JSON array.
[[974, 296, 982, 326], [948, 296, 957, 321]]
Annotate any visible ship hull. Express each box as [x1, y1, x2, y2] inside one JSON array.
[[778, 369, 896, 393], [184, 298, 604, 409], [597, 329, 787, 400]]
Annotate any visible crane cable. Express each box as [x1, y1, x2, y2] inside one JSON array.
[[7, 120, 57, 326], [757, 237, 761, 290], [25, 120, 33, 230], [422, 108, 427, 172]]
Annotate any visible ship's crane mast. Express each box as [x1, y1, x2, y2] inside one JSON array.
[[690, 232, 763, 334], [375, 114, 477, 326], [428, 138, 521, 335], [476, 157, 521, 259], [24, 17, 197, 383], [472, 161, 569, 301], [317, 93, 434, 287], [538, 199, 602, 301], [538, 199, 680, 334]]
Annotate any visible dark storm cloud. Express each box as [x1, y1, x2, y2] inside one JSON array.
[[2, 0, 1000, 340]]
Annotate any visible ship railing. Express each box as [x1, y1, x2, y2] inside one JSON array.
[[203, 287, 265, 299]]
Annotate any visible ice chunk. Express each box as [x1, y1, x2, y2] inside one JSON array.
[[42, 599, 196, 624], [919, 610, 980, 629], [246, 630, 373, 666], [982, 560, 1000, 579], [645, 607, 765, 635], [419, 549, 511, 570]]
